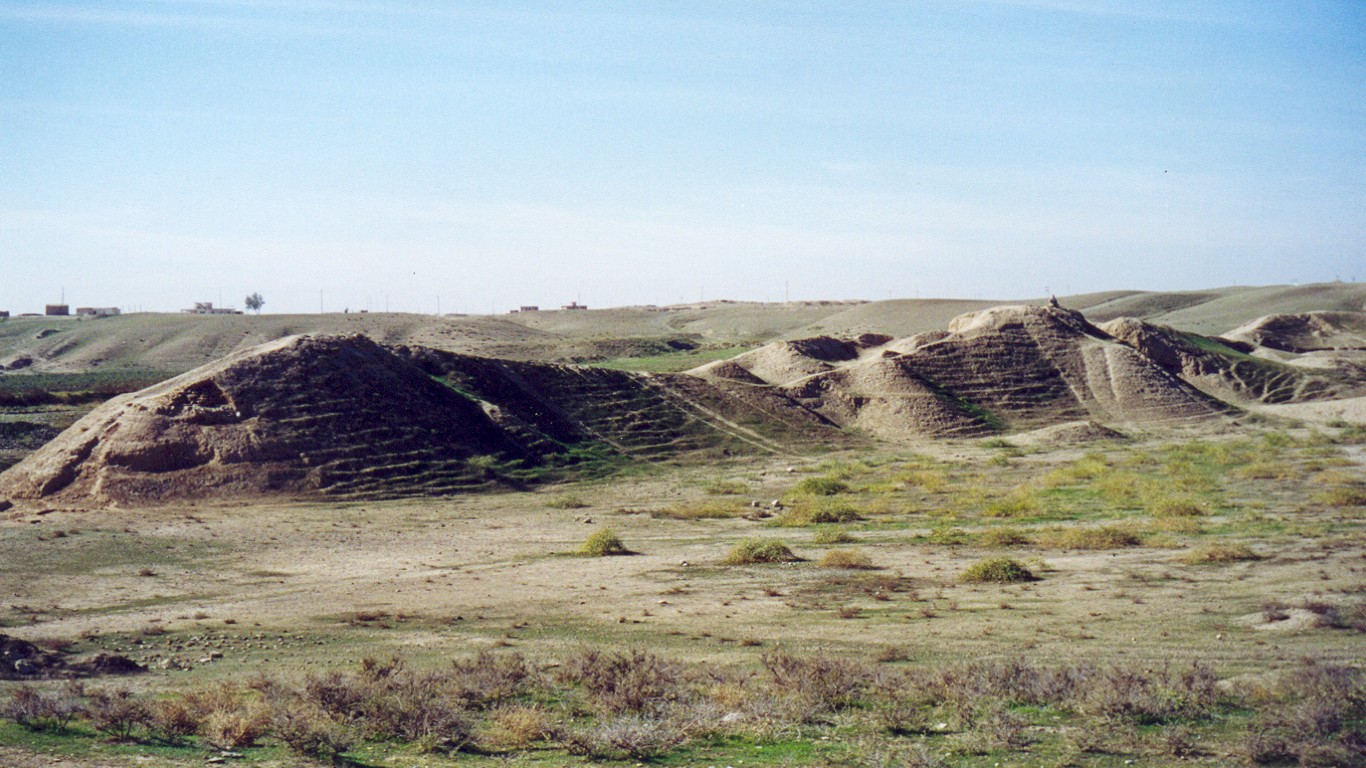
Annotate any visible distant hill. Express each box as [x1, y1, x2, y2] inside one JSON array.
[[0, 283, 1361, 378]]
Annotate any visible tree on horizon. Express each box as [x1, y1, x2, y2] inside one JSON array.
[[245, 292, 265, 314]]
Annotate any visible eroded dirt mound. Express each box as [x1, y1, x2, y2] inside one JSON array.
[[0, 335, 852, 504], [0, 335, 526, 503], [1101, 317, 1363, 404], [888, 305, 1226, 430], [690, 305, 1229, 437], [1224, 312, 1366, 353], [0, 635, 144, 679], [688, 334, 882, 386]]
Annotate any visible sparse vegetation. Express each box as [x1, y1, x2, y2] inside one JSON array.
[[818, 549, 877, 570], [959, 556, 1035, 583], [578, 528, 630, 557], [1182, 542, 1260, 564], [723, 538, 800, 564]]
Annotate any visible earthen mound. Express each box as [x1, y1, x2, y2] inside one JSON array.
[[1224, 312, 1366, 353], [1101, 317, 1361, 404], [887, 305, 1226, 430], [0, 335, 525, 503], [688, 334, 886, 386], [1, 634, 144, 679], [782, 357, 995, 439]]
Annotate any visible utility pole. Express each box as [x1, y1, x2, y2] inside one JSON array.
[[319, 289, 324, 314]]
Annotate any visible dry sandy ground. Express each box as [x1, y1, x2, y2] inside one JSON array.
[[3, 439, 1362, 692]]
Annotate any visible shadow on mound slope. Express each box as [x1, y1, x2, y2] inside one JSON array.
[[0, 336, 850, 505]]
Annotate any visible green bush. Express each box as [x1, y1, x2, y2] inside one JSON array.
[[723, 538, 800, 565], [578, 529, 631, 557], [959, 557, 1036, 583], [794, 476, 849, 496]]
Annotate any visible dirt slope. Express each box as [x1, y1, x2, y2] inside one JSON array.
[[1101, 317, 1365, 404]]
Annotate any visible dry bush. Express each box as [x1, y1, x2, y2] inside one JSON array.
[[961, 702, 1031, 752], [201, 707, 268, 750], [1, 683, 83, 732], [448, 652, 536, 708], [266, 693, 356, 762], [761, 651, 873, 717], [723, 538, 800, 565], [560, 649, 686, 715], [1082, 663, 1219, 724], [558, 714, 686, 760], [819, 548, 877, 570], [83, 687, 148, 742], [577, 528, 630, 557], [1037, 525, 1140, 550], [145, 699, 200, 744], [478, 703, 551, 751], [959, 557, 1035, 583], [1181, 542, 1260, 564]]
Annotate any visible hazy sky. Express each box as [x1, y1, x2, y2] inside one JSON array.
[[2, 1, 1363, 314]]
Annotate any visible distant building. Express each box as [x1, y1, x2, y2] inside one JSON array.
[[76, 307, 121, 317], [519, 305, 540, 312], [45, 304, 70, 316], [182, 302, 242, 315], [0, 311, 9, 319], [562, 301, 588, 311]]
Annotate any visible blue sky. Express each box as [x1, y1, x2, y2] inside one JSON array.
[[2, 1, 1363, 314]]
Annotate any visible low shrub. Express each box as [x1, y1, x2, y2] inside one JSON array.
[[83, 687, 148, 742], [978, 527, 1030, 547], [578, 528, 631, 557], [983, 489, 1042, 518], [702, 479, 748, 495], [1181, 543, 1260, 564], [546, 494, 590, 509], [818, 549, 877, 570], [1, 683, 83, 733], [794, 476, 849, 496], [560, 649, 684, 715], [723, 538, 800, 565], [559, 714, 686, 760], [812, 529, 857, 544], [478, 704, 551, 751], [959, 557, 1036, 583]]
